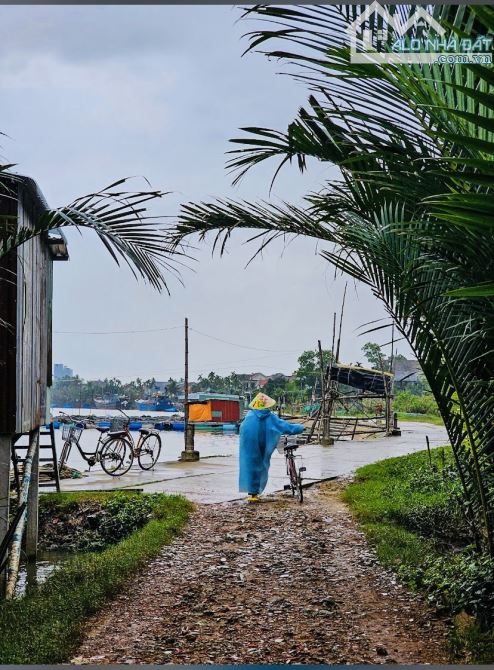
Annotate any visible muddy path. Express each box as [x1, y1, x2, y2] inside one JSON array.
[[72, 483, 451, 664]]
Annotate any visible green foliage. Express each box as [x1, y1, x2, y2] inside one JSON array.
[[51, 376, 171, 407], [0, 173, 182, 292], [399, 552, 494, 627], [394, 391, 440, 416], [396, 412, 444, 426], [361, 342, 395, 372], [0, 493, 192, 664], [295, 349, 333, 389], [344, 448, 494, 659]]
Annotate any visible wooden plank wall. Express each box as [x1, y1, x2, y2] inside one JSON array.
[[0, 188, 19, 434], [16, 184, 51, 434]]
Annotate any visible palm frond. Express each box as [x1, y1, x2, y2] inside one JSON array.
[[1, 176, 187, 293]]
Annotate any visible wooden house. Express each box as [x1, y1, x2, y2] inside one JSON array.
[[0, 174, 68, 592]]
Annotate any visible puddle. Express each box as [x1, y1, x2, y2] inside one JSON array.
[[15, 550, 70, 598]]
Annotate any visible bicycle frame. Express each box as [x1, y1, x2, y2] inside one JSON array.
[[282, 436, 306, 502], [58, 411, 124, 468], [115, 409, 151, 457], [60, 426, 112, 468]]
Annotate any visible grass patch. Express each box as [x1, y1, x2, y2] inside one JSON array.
[[397, 412, 444, 426], [0, 491, 192, 664], [343, 448, 494, 662]]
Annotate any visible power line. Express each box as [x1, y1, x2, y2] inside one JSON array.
[[54, 325, 182, 335], [189, 327, 297, 354], [55, 323, 299, 355]]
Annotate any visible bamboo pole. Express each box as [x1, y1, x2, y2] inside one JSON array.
[[5, 429, 38, 599]]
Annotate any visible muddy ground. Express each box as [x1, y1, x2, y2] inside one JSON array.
[[72, 483, 452, 664]]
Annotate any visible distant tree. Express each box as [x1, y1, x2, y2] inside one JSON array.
[[362, 342, 407, 372], [295, 349, 333, 389], [166, 378, 180, 399]]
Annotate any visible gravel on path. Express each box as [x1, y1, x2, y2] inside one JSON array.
[[72, 482, 451, 665]]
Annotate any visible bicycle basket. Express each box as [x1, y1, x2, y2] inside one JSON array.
[[109, 416, 129, 432], [276, 436, 288, 454], [62, 424, 83, 441]]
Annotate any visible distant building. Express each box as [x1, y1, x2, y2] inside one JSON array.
[[237, 372, 292, 393], [54, 363, 73, 379], [393, 359, 423, 391]]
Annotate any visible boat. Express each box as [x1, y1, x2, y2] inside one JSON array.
[[135, 395, 178, 412]]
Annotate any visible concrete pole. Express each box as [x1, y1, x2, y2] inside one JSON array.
[[181, 317, 199, 462], [0, 434, 11, 596]]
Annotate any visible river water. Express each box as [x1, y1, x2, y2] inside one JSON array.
[[50, 407, 238, 474]]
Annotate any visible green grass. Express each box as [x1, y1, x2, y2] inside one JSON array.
[[342, 449, 450, 568], [39, 489, 141, 511], [0, 491, 192, 664], [397, 412, 444, 426], [342, 448, 494, 662]]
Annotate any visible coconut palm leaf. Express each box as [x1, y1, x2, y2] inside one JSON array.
[[0, 174, 185, 293], [170, 4, 494, 551]]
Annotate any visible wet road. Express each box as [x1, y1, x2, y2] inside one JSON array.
[[60, 421, 448, 503]]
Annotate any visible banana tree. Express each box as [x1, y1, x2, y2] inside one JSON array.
[[168, 5, 494, 552]]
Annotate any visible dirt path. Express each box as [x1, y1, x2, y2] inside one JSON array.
[[72, 483, 451, 664]]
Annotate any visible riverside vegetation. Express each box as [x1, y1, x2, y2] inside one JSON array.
[[344, 448, 494, 662], [0, 491, 192, 664]]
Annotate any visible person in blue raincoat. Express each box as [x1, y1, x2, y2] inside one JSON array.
[[239, 392, 305, 502]]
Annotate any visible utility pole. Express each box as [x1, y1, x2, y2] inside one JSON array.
[[180, 317, 199, 461]]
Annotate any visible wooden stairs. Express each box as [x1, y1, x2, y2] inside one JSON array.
[[11, 424, 60, 493]]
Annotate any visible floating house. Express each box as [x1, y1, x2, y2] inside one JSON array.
[[184, 393, 244, 424]]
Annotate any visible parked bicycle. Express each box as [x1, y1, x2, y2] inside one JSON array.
[[107, 409, 162, 471], [58, 410, 162, 477], [282, 436, 306, 503], [58, 413, 132, 476]]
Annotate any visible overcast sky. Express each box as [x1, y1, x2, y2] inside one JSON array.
[[1, 5, 412, 382]]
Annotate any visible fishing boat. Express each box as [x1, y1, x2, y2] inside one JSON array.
[[135, 394, 178, 412]]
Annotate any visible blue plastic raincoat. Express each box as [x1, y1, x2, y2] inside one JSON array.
[[239, 409, 305, 494]]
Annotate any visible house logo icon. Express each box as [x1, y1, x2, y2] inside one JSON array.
[[347, 2, 446, 64]]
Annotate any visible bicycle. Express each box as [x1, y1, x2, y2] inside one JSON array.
[[58, 411, 162, 476], [104, 409, 162, 472], [58, 415, 132, 477], [281, 436, 306, 503]]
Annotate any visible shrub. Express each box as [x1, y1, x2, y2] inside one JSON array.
[[39, 492, 156, 553], [399, 552, 494, 629], [394, 390, 440, 415]]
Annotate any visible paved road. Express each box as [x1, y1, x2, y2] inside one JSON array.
[[61, 421, 448, 503]]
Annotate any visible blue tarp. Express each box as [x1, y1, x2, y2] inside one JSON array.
[[239, 409, 304, 495]]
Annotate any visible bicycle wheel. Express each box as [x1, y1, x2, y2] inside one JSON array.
[[137, 433, 161, 470], [287, 457, 298, 496], [59, 439, 72, 471], [296, 469, 304, 503], [100, 436, 133, 476]]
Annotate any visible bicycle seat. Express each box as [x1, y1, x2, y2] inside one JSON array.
[[96, 426, 109, 433], [284, 443, 299, 451], [139, 428, 151, 435]]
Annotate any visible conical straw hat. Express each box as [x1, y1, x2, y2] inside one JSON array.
[[249, 392, 276, 410]]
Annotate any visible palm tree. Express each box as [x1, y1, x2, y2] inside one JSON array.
[[168, 5, 494, 553], [1, 169, 184, 293]]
